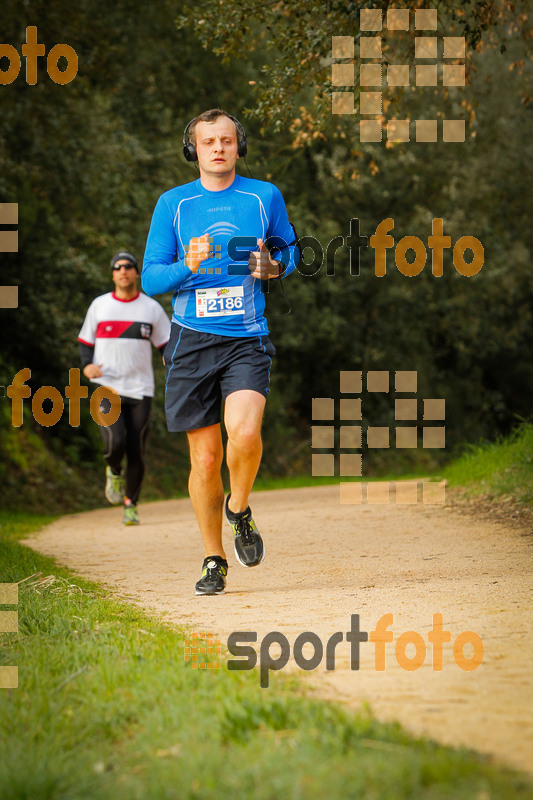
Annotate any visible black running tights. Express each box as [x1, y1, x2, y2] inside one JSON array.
[[99, 396, 152, 505]]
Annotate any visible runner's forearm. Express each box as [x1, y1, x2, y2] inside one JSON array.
[[79, 341, 95, 368], [141, 257, 192, 296]]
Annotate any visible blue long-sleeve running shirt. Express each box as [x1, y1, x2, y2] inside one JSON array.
[[142, 174, 298, 337]]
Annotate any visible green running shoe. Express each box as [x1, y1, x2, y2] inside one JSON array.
[[195, 556, 228, 595], [105, 466, 124, 505], [123, 502, 139, 526], [225, 495, 265, 567]]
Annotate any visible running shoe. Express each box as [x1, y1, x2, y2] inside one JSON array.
[[123, 501, 139, 526], [105, 466, 124, 505], [225, 496, 265, 567], [195, 556, 228, 595]]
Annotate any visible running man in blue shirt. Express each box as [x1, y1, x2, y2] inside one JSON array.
[[142, 108, 299, 595]]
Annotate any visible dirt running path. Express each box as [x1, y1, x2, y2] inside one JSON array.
[[23, 486, 533, 775]]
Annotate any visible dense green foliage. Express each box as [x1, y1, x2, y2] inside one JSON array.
[[0, 1, 531, 511], [1, 514, 532, 799], [0, 0, 256, 509], [179, 0, 532, 128]]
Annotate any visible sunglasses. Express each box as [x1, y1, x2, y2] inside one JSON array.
[[112, 263, 136, 271]]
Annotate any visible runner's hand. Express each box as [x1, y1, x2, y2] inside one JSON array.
[[186, 234, 212, 273], [248, 238, 281, 279], [83, 363, 103, 379]]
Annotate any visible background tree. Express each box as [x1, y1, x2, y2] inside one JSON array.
[[0, 0, 531, 510]]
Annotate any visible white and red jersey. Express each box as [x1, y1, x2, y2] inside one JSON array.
[[78, 291, 170, 398]]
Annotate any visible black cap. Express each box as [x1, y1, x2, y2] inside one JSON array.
[[110, 251, 139, 273]]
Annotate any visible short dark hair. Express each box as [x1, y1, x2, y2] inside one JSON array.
[[188, 109, 243, 148]]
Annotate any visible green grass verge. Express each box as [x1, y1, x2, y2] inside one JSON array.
[[443, 422, 533, 505], [258, 422, 533, 506], [1, 513, 532, 799]]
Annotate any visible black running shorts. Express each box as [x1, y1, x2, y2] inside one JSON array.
[[164, 324, 276, 432]]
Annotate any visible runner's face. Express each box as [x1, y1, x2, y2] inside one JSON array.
[[112, 261, 138, 292], [195, 117, 239, 178]]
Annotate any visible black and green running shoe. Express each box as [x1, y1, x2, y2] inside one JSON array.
[[195, 556, 228, 596], [105, 466, 124, 505], [123, 502, 139, 526], [225, 496, 265, 567]]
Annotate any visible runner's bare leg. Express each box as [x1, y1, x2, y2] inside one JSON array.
[[187, 424, 225, 558], [224, 390, 266, 513]]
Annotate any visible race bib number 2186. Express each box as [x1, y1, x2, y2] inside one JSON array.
[[196, 286, 245, 317]]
